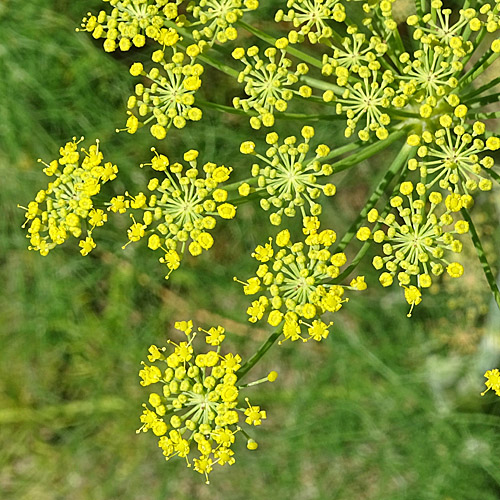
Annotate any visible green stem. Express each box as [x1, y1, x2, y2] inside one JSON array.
[[301, 75, 344, 94], [328, 128, 408, 174], [461, 76, 500, 101], [196, 51, 240, 79], [468, 92, 500, 107], [486, 169, 500, 184], [334, 142, 415, 253], [459, 50, 500, 87], [277, 112, 343, 121], [230, 190, 266, 206], [334, 241, 372, 283], [332, 145, 413, 283], [460, 25, 487, 71], [461, 209, 500, 309], [237, 21, 323, 69], [198, 99, 247, 116], [224, 177, 258, 192], [391, 26, 407, 62], [414, 0, 423, 17], [198, 98, 343, 121], [322, 140, 365, 162], [237, 327, 282, 381], [469, 111, 500, 119]]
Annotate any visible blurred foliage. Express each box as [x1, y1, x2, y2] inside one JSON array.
[[1, 1, 500, 499]]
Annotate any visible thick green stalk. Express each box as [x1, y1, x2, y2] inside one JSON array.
[[391, 26, 407, 64], [224, 177, 258, 192], [276, 112, 344, 121], [197, 99, 247, 116], [237, 21, 323, 69], [332, 152, 412, 283], [322, 140, 366, 162], [334, 142, 416, 253], [197, 98, 343, 121], [469, 111, 500, 119], [301, 75, 344, 95], [328, 128, 408, 174], [461, 209, 500, 309], [334, 240, 372, 283], [237, 327, 283, 381], [196, 51, 240, 79], [468, 93, 500, 107], [459, 50, 500, 87], [461, 76, 500, 101], [230, 190, 266, 206], [460, 25, 487, 71], [487, 169, 500, 184], [414, 0, 423, 17]]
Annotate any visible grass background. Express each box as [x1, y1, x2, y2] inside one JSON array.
[[1, 1, 500, 499]]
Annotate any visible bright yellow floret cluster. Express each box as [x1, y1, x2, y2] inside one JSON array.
[[275, 0, 347, 43], [20, 138, 117, 257], [481, 369, 500, 397], [239, 126, 336, 225], [81, 0, 260, 52], [407, 118, 498, 195], [125, 43, 204, 139], [187, 0, 259, 45], [236, 220, 366, 342], [20, 0, 500, 484], [232, 40, 311, 129], [138, 320, 275, 483], [122, 149, 236, 278], [357, 181, 470, 314]]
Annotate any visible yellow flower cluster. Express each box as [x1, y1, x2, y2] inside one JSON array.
[[125, 42, 204, 139], [20, 138, 117, 257], [357, 181, 470, 314], [239, 126, 336, 225], [481, 369, 500, 397], [81, 0, 261, 51], [236, 220, 366, 342], [322, 30, 388, 73], [187, 0, 259, 45], [232, 39, 311, 129], [322, 31, 394, 141], [395, 5, 498, 110], [80, 0, 167, 52], [123, 149, 236, 278], [275, 0, 346, 44], [353, 0, 397, 34], [407, 118, 498, 195], [138, 320, 275, 483]]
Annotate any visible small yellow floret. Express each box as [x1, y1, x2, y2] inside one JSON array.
[[217, 203, 236, 219], [446, 262, 464, 278], [130, 63, 143, 77], [356, 227, 371, 241], [240, 141, 256, 154]]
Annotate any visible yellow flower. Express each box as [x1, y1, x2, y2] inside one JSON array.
[[20, 138, 116, 256], [125, 150, 235, 278], [244, 401, 267, 426], [238, 223, 364, 342], [138, 321, 273, 482], [79, 236, 96, 256], [482, 369, 500, 396], [217, 203, 236, 219], [242, 128, 336, 225], [366, 182, 467, 308]]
